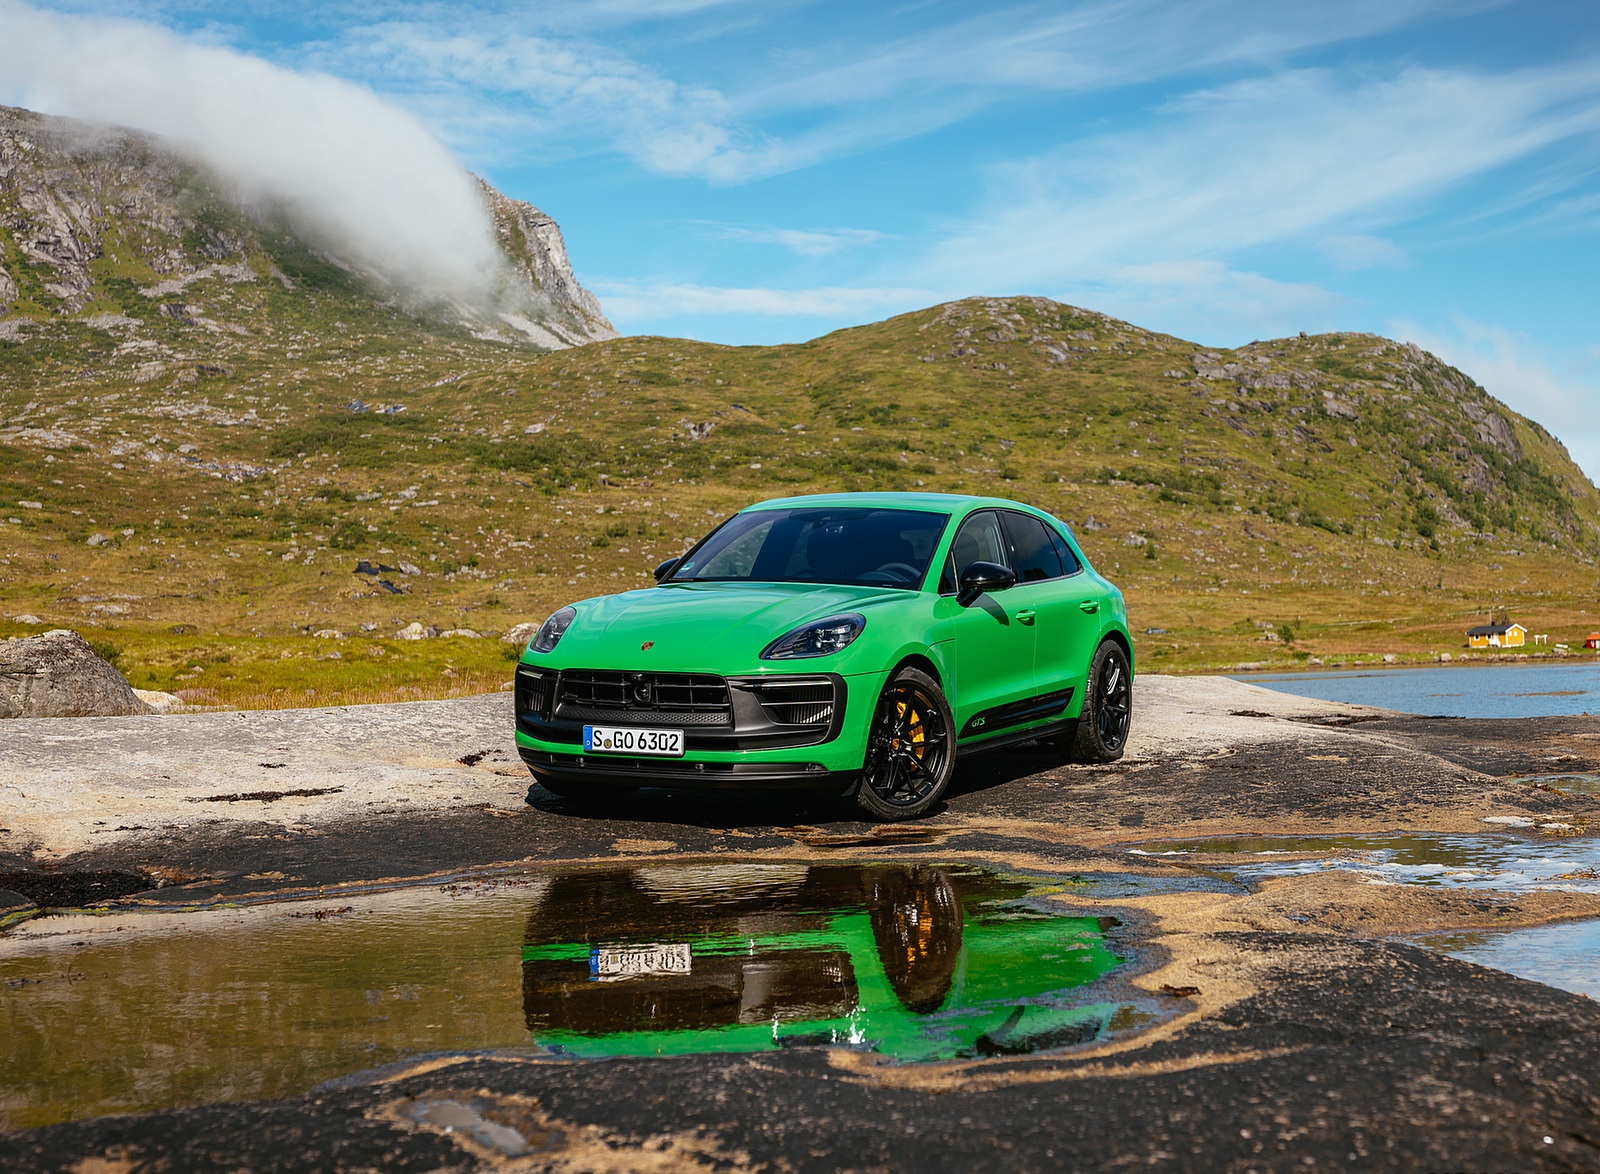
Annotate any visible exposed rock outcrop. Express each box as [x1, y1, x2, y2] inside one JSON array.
[[0, 103, 613, 348], [0, 629, 153, 718]]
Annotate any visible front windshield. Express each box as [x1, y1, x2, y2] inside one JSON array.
[[667, 507, 950, 589]]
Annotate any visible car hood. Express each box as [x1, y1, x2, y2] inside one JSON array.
[[547, 581, 912, 672]]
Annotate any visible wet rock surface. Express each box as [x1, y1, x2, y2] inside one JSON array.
[[3, 675, 1600, 1169]]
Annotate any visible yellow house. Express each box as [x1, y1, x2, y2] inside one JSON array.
[[1466, 622, 1526, 649]]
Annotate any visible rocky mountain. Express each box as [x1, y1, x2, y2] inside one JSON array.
[[3, 286, 1598, 690], [0, 103, 615, 348]]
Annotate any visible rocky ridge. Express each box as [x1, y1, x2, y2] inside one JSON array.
[[0, 104, 614, 348]]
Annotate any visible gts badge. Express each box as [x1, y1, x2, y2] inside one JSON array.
[[971, 716, 986, 728]]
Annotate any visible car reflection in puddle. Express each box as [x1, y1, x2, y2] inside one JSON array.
[[522, 863, 1127, 1062]]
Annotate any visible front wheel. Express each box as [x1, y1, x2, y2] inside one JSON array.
[[854, 667, 955, 822], [1070, 640, 1132, 763]]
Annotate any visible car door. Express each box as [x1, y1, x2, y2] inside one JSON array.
[[1000, 510, 1097, 705], [934, 510, 1038, 740]]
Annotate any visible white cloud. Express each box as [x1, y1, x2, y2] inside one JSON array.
[[264, 0, 1489, 184], [320, 23, 768, 180], [1317, 234, 1408, 271], [591, 280, 935, 322], [918, 64, 1600, 338], [1395, 316, 1600, 487], [0, 1, 505, 306], [697, 223, 888, 255]]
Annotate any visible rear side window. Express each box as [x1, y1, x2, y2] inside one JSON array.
[[1001, 511, 1063, 582], [1047, 526, 1083, 576], [939, 510, 1009, 594]]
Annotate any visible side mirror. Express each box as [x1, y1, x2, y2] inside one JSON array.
[[956, 561, 1016, 607], [653, 557, 681, 582]]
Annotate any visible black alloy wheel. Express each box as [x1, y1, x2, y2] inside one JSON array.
[[1070, 640, 1132, 763], [855, 666, 955, 821]]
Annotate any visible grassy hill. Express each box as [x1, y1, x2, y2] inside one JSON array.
[[4, 288, 1599, 705]]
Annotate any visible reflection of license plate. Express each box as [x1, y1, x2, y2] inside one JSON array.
[[591, 943, 691, 979], [582, 725, 684, 756]]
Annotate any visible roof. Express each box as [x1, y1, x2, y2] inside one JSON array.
[[1466, 622, 1525, 636], [742, 491, 1053, 516]]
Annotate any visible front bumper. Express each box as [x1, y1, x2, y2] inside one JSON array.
[[516, 748, 858, 793], [513, 664, 878, 792]]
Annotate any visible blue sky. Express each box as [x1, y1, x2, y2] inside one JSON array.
[[4, 0, 1600, 479]]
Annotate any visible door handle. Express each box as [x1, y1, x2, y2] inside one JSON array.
[[1079, 600, 1100, 614], [1015, 609, 1036, 625]]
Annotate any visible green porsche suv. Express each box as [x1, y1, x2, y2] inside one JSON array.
[[514, 491, 1132, 820]]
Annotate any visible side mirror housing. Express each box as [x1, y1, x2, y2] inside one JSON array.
[[956, 561, 1016, 607], [653, 557, 681, 582]]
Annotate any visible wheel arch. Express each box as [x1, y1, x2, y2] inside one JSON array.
[[890, 651, 945, 690], [1099, 627, 1134, 676]]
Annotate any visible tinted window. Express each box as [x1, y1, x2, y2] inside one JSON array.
[[1047, 527, 1082, 576], [939, 511, 1009, 594], [1001, 511, 1063, 582], [669, 507, 949, 589]]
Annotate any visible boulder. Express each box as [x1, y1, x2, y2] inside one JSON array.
[[132, 688, 186, 713], [394, 622, 438, 640], [501, 621, 541, 646], [0, 629, 153, 718]]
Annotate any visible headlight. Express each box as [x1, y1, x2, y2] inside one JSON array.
[[530, 606, 576, 654], [760, 613, 865, 660]]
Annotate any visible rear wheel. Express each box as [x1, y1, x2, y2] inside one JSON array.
[[1070, 640, 1132, 763], [854, 667, 955, 822]]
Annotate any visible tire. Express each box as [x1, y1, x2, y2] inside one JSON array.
[[1070, 640, 1132, 763], [854, 667, 956, 822]]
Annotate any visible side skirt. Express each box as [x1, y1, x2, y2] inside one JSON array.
[[957, 687, 1076, 740], [956, 716, 1078, 758]]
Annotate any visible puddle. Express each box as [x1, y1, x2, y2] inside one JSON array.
[[0, 862, 1135, 1129], [1129, 834, 1600, 893], [1515, 772, 1600, 795], [1414, 920, 1600, 999]]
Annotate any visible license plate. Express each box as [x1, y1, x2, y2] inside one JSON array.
[[582, 725, 684, 756], [591, 942, 691, 978]]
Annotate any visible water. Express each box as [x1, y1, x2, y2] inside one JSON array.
[[1235, 660, 1600, 718], [1416, 921, 1600, 999], [1519, 773, 1600, 795], [0, 862, 1131, 1129], [1130, 834, 1600, 893]]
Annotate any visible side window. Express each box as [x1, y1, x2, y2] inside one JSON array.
[[1001, 511, 1063, 582], [1047, 526, 1083, 576], [939, 511, 1008, 594]]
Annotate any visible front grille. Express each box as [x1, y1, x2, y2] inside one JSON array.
[[747, 676, 836, 727], [556, 704, 733, 727], [515, 667, 556, 720], [555, 670, 732, 724]]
